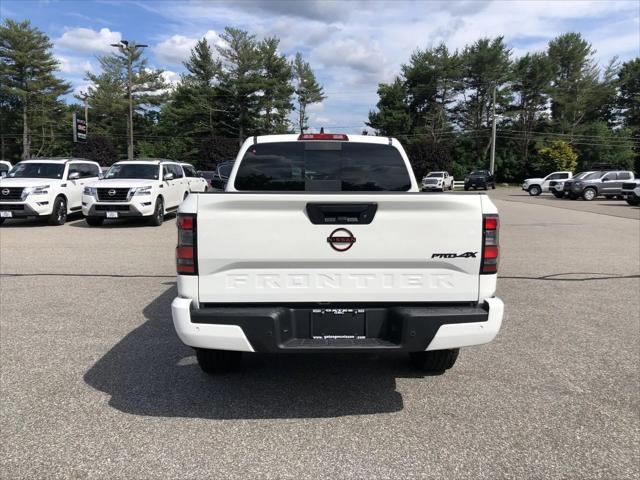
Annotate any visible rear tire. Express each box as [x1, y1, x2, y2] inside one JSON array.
[[149, 197, 164, 226], [491, 183, 496, 189], [48, 196, 67, 225], [85, 216, 104, 226], [410, 349, 459, 374], [196, 348, 242, 374]]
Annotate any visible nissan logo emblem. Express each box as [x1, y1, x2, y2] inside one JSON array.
[[108, 189, 116, 196], [1, 189, 9, 196], [327, 228, 356, 252]]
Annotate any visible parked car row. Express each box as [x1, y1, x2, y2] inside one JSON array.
[[0, 158, 211, 226], [522, 169, 638, 205], [420, 169, 497, 192]]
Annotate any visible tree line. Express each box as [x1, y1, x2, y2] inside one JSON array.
[[1, 19, 638, 180], [0, 20, 325, 166], [367, 34, 639, 179]]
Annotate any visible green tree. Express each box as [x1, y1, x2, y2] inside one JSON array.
[[84, 43, 166, 158], [216, 27, 263, 145], [402, 44, 461, 137], [367, 78, 410, 136], [158, 38, 222, 160], [510, 53, 553, 166], [458, 37, 512, 162], [534, 139, 578, 173], [547, 33, 601, 136], [0, 19, 70, 159], [616, 58, 640, 172], [258, 38, 294, 133], [293, 52, 325, 133], [617, 58, 640, 128]]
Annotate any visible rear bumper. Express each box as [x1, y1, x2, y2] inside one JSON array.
[[171, 297, 504, 353]]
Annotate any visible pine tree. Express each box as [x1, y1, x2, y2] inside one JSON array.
[[216, 27, 263, 145], [84, 44, 166, 157], [547, 33, 601, 137], [293, 52, 325, 133], [0, 19, 70, 159], [510, 52, 553, 166], [258, 37, 293, 133], [459, 37, 512, 163]]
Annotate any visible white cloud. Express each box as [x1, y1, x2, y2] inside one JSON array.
[[56, 27, 122, 54], [152, 30, 224, 66], [57, 55, 93, 74], [161, 70, 180, 86]]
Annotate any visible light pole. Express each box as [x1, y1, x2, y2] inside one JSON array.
[[111, 40, 148, 160]]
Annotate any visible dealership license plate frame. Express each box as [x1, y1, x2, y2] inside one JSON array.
[[311, 308, 366, 340]]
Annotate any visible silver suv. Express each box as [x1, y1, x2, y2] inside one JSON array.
[[563, 170, 635, 201]]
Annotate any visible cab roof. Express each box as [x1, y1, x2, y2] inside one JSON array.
[[113, 159, 178, 165], [18, 157, 92, 164]]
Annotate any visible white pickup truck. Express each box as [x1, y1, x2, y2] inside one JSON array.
[[171, 133, 504, 374]]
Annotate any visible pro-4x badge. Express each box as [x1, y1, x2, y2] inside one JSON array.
[[431, 252, 477, 259]]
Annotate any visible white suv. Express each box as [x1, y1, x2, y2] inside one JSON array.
[[0, 158, 101, 225], [522, 171, 572, 196], [421, 171, 454, 191], [82, 159, 189, 226], [180, 163, 208, 193]]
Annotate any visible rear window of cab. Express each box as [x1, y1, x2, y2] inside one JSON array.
[[234, 141, 412, 192]]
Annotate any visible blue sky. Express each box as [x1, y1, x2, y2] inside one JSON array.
[[2, 0, 639, 133]]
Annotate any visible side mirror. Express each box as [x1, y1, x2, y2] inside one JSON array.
[[68, 172, 80, 180], [163, 172, 174, 181]]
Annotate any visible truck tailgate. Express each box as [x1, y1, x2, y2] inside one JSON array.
[[196, 193, 483, 303]]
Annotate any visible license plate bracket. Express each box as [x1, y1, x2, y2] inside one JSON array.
[[311, 309, 365, 340]]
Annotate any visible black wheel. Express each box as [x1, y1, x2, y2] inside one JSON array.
[[409, 349, 459, 374], [85, 216, 104, 226], [464, 186, 469, 191], [149, 197, 164, 226], [492, 183, 496, 189], [528, 185, 541, 196], [0, 218, 5, 225], [48, 196, 67, 225], [552, 191, 565, 198], [195, 348, 242, 374], [626, 198, 640, 206], [582, 187, 597, 201]]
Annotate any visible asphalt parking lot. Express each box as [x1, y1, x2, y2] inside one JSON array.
[[1, 187, 638, 479]]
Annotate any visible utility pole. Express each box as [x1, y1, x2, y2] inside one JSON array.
[[111, 40, 148, 160], [490, 84, 497, 175]]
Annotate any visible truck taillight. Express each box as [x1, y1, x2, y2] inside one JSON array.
[[481, 214, 499, 274], [177, 214, 197, 275], [297, 133, 349, 141]]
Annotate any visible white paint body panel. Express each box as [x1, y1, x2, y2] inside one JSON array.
[[194, 193, 490, 303], [426, 297, 503, 350], [172, 297, 254, 351]]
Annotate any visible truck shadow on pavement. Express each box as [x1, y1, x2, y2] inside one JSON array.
[[84, 285, 417, 419]]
